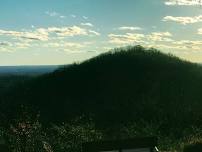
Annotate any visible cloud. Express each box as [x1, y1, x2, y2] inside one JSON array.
[[45, 11, 66, 19], [81, 23, 94, 27], [70, 14, 77, 18], [170, 40, 202, 50], [117, 26, 142, 31], [148, 32, 173, 42], [45, 11, 60, 17], [163, 15, 202, 25], [0, 41, 31, 52], [60, 16, 66, 19], [165, 0, 202, 6], [89, 30, 101, 36], [108, 31, 173, 45], [149, 39, 202, 51], [150, 32, 172, 37], [108, 33, 145, 44], [14, 42, 31, 49], [0, 41, 12, 47], [83, 16, 88, 20], [47, 26, 88, 37], [44, 42, 85, 49], [173, 40, 202, 45], [0, 26, 100, 43], [198, 28, 202, 34], [0, 29, 49, 41]]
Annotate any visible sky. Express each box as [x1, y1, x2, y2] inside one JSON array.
[[1, 0, 202, 65]]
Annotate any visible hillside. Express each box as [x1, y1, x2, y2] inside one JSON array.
[[1, 46, 202, 151], [2, 46, 202, 131]]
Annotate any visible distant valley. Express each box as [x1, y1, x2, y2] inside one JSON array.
[[0, 65, 59, 76]]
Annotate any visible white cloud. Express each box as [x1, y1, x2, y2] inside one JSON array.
[[70, 14, 77, 18], [149, 39, 202, 51], [108, 31, 173, 45], [0, 41, 12, 47], [60, 16, 66, 19], [47, 26, 88, 37], [108, 33, 145, 44], [45, 11, 59, 17], [173, 40, 202, 45], [163, 15, 202, 25], [14, 42, 31, 49], [89, 30, 101, 36], [45, 11, 66, 19], [0, 29, 49, 41], [148, 32, 173, 42], [198, 28, 202, 34], [117, 26, 142, 31], [44, 42, 85, 49], [165, 0, 202, 6], [0, 26, 98, 42], [150, 32, 172, 37], [81, 23, 94, 27], [0, 40, 31, 52], [83, 16, 88, 20]]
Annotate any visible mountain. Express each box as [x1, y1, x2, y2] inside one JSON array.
[[1, 46, 202, 131]]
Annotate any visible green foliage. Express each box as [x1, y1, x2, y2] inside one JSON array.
[[1, 46, 202, 151], [47, 118, 103, 152], [1, 115, 102, 152], [5, 111, 47, 152]]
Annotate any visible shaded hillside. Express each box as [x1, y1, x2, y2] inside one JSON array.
[[0, 75, 31, 96], [2, 46, 202, 130]]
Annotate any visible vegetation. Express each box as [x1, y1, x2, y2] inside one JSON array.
[[0, 46, 202, 151]]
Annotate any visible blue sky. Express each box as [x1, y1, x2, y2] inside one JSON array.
[[1, 0, 202, 65]]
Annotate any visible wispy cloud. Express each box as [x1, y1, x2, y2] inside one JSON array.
[[150, 32, 172, 37], [108, 31, 173, 45], [81, 23, 94, 27], [163, 15, 202, 25], [83, 16, 88, 20], [70, 14, 77, 18], [197, 28, 202, 34], [117, 26, 142, 31], [47, 26, 88, 37], [0, 40, 31, 53], [108, 33, 145, 44], [45, 11, 66, 19], [0, 29, 49, 41], [165, 0, 202, 6], [148, 32, 173, 42], [0, 26, 100, 42], [45, 11, 59, 17], [0, 41, 12, 47], [44, 42, 85, 49], [60, 16, 66, 19], [173, 40, 202, 45], [89, 30, 101, 36]]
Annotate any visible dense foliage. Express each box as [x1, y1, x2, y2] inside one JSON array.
[[1, 46, 202, 151]]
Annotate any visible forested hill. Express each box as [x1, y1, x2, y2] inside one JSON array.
[[2, 46, 202, 130]]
